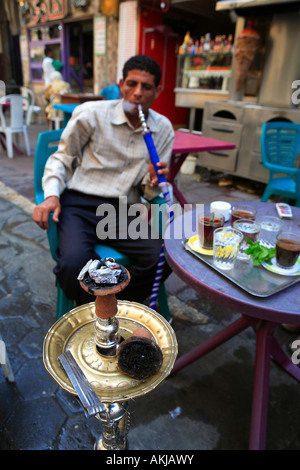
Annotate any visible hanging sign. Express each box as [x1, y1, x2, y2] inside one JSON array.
[[31, 0, 66, 24], [100, 0, 119, 17], [94, 16, 106, 56]]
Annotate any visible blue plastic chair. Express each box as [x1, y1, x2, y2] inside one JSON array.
[[34, 129, 171, 320], [261, 122, 300, 206], [99, 85, 121, 100]]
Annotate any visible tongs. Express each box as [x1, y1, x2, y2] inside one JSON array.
[[59, 350, 106, 418]]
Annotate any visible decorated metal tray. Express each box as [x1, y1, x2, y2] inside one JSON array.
[[43, 300, 177, 403], [184, 236, 300, 298]]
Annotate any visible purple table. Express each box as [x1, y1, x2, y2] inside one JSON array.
[[164, 201, 300, 450], [169, 131, 235, 207]]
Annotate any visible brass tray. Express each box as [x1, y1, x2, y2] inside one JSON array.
[[43, 300, 177, 403]]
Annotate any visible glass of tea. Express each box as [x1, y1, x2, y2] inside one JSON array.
[[276, 232, 300, 269], [231, 205, 257, 225], [233, 219, 261, 261], [198, 213, 225, 250]]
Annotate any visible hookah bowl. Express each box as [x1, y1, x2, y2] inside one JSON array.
[[43, 261, 177, 450]]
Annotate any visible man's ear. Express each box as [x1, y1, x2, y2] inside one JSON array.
[[155, 85, 162, 99], [119, 78, 124, 93]]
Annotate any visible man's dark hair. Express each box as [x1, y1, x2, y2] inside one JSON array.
[[44, 46, 52, 56], [122, 55, 161, 87]]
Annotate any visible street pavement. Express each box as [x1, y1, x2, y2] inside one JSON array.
[[0, 122, 300, 451]]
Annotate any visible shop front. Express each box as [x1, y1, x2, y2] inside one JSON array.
[[27, 18, 93, 92], [19, 0, 119, 108], [197, 0, 300, 184]]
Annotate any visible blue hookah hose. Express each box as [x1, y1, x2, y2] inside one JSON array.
[[138, 105, 174, 310]]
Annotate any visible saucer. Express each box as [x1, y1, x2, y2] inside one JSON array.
[[187, 235, 213, 256], [262, 257, 300, 276]]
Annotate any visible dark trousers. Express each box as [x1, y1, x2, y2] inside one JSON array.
[[53, 190, 171, 305]]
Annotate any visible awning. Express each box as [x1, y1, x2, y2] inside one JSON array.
[[216, 0, 300, 10]]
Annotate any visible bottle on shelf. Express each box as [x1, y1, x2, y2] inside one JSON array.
[[226, 34, 233, 52], [213, 35, 221, 52], [203, 33, 211, 52], [198, 36, 204, 53]]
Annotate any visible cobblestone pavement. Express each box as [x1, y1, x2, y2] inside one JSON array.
[[0, 123, 300, 451]]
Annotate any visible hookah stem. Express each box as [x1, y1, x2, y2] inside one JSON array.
[[138, 105, 173, 309]]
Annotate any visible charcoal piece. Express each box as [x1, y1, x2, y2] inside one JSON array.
[[78, 258, 128, 290], [117, 336, 163, 380]]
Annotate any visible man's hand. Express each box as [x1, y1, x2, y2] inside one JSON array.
[[32, 196, 61, 230], [149, 161, 169, 187]]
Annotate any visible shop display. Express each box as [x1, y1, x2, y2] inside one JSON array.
[[177, 31, 233, 91]]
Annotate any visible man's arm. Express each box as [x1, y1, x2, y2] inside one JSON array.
[[32, 105, 93, 230], [141, 117, 174, 199]]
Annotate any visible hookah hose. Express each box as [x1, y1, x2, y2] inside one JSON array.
[[138, 105, 174, 310]]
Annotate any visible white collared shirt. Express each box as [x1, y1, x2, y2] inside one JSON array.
[[43, 99, 174, 203]]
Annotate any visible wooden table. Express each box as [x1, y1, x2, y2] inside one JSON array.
[[164, 201, 300, 450], [60, 93, 104, 104], [169, 130, 236, 206]]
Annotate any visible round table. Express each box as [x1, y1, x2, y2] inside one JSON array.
[[164, 201, 300, 450]]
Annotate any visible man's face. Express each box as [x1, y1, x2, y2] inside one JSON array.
[[119, 69, 161, 118]]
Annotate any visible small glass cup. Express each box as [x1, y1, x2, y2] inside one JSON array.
[[198, 213, 225, 250], [213, 227, 243, 270], [231, 205, 257, 225], [276, 232, 300, 269], [233, 219, 261, 261], [256, 216, 283, 248]]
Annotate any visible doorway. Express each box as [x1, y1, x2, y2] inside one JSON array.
[[64, 20, 93, 93]]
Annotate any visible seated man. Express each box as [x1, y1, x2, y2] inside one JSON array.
[[32, 54, 175, 306]]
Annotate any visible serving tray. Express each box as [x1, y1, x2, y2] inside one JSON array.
[[184, 239, 300, 298]]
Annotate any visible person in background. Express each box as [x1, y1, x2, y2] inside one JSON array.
[[44, 71, 71, 128], [42, 46, 55, 87], [32, 54, 175, 307]]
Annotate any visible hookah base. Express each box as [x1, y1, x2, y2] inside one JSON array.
[[94, 401, 130, 451]]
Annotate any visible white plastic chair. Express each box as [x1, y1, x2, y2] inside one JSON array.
[[21, 87, 42, 125], [0, 94, 31, 158], [49, 94, 64, 130]]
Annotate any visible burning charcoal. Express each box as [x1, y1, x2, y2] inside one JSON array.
[[77, 259, 93, 280], [77, 258, 126, 288]]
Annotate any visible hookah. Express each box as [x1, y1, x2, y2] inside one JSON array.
[[138, 104, 174, 310], [43, 257, 177, 450], [43, 103, 178, 450]]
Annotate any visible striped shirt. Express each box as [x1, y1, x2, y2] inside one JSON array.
[[43, 99, 175, 203]]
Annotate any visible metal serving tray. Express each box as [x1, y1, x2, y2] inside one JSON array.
[[184, 241, 300, 298]]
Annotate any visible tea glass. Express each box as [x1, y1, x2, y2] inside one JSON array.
[[213, 227, 243, 270], [231, 205, 257, 225], [276, 232, 300, 269], [233, 219, 261, 261], [256, 216, 283, 248], [198, 213, 225, 250]]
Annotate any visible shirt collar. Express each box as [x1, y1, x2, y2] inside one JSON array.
[[111, 100, 159, 133]]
